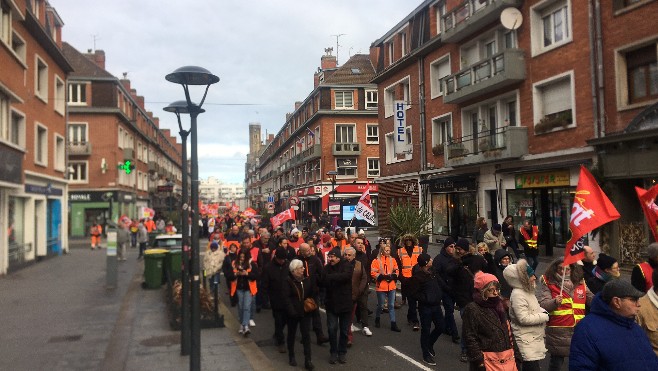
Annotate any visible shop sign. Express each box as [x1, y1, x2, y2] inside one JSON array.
[[428, 177, 476, 193], [157, 185, 173, 192], [403, 182, 418, 194], [25, 183, 63, 196], [335, 184, 379, 194], [328, 201, 341, 215], [515, 170, 570, 189], [69, 191, 115, 202]]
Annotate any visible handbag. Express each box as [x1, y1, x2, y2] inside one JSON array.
[[294, 282, 318, 313], [482, 349, 516, 371]]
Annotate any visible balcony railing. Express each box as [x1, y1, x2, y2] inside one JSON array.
[[442, 0, 522, 43], [333, 142, 361, 156], [302, 144, 321, 161], [442, 49, 525, 104], [68, 141, 92, 155], [443, 126, 528, 167]]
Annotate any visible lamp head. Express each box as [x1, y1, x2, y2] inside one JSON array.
[[165, 66, 219, 86], [163, 100, 205, 114]]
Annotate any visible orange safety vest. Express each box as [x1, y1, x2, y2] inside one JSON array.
[[542, 275, 586, 327], [230, 263, 257, 296], [371, 255, 398, 292], [90, 225, 101, 236], [330, 238, 350, 253], [520, 225, 539, 249], [637, 262, 654, 292], [399, 246, 422, 278]]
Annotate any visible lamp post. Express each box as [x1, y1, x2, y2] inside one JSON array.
[[163, 100, 205, 356], [166, 66, 219, 371], [326, 171, 337, 202]]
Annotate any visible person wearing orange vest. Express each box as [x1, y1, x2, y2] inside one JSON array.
[[537, 257, 592, 371], [632, 242, 658, 293], [398, 233, 422, 331], [226, 249, 258, 336], [519, 220, 539, 271], [144, 218, 156, 233], [90, 222, 102, 250], [371, 242, 402, 332], [330, 227, 350, 253]]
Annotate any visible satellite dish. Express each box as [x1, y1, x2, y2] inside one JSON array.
[[500, 8, 523, 30]]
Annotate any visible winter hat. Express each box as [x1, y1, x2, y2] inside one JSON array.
[[455, 238, 470, 252], [274, 247, 287, 260], [417, 253, 431, 267], [358, 230, 365, 236], [474, 271, 499, 291], [327, 247, 342, 258], [601, 279, 643, 304], [210, 242, 219, 251], [443, 237, 456, 248], [321, 234, 332, 244], [492, 223, 502, 232], [526, 264, 535, 278], [597, 253, 617, 271], [335, 227, 343, 232], [291, 228, 300, 236]]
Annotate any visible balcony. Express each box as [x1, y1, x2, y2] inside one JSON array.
[[148, 161, 158, 173], [444, 126, 528, 167], [442, 49, 525, 104], [333, 142, 361, 156], [123, 148, 134, 160], [302, 144, 321, 162], [441, 0, 522, 43], [68, 141, 92, 156]]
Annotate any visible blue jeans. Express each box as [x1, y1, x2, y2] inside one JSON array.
[[376, 290, 396, 323], [236, 290, 253, 327], [526, 253, 539, 271], [326, 311, 350, 356], [419, 304, 444, 357]]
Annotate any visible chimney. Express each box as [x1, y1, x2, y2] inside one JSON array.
[[321, 48, 337, 70], [153, 117, 159, 127], [85, 49, 106, 69], [268, 134, 274, 143], [136, 96, 145, 110], [294, 101, 302, 111]]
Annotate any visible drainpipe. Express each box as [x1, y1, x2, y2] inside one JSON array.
[[418, 57, 427, 173], [588, 0, 600, 138], [595, 0, 606, 137]]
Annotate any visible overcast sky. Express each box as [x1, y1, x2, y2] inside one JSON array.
[[55, 0, 417, 184]]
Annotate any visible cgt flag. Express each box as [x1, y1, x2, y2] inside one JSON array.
[[564, 166, 620, 266], [270, 207, 295, 229], [636, 184, 658, 242], [354, 182, 376, 225]]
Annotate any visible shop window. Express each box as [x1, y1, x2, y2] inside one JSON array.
[[8, 196, 25, 249]]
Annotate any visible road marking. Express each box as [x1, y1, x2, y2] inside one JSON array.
[[382, 346, 434, 371]]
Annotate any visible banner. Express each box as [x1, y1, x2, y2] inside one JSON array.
[[636, 184, 658, 242], [270, 207, 295, 228], [243, 208, 257, 218], [354, 181, 376, 225], [564, 166, 620, 266], [141, 207, 155, 219]]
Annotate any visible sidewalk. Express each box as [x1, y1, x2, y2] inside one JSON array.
[[0, 242, 273, 371]]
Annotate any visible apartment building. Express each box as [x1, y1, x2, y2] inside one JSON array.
[[62, 44, 183, 238], [371, 0, 658, 260], [250, 51, 380, 227], [0, 0, 72, 274]]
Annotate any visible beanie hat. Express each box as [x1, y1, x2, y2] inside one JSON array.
[[474, 271, 499, 291], [327, 247, 342, 258], [492, 223, 502, 232], [417, 253, 431, 267], [526, 264, 535, 278], [455, 238, 470, 251], [443, 237, 456, 248], [210, 242, 219, 251], [597, 253, 617, 271], [275, 247, 287, 260]]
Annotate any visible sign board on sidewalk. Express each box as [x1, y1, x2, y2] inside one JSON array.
[[289, 196, 300, 205]]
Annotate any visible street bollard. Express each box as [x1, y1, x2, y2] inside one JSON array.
[[106, 226, 118, 289]]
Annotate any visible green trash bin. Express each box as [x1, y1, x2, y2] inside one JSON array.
[[167, 249, 182, 282], [144, 248, 168, 289], [148, 232, 159, 248]]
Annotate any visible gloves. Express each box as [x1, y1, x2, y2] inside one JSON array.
[[390, 273, 398, 281], [376, 274, 385, 282], [383, 274, 392, 282]]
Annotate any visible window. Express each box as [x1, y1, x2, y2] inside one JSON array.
[[432, 114, 452, 148], [35, 56, 48, 102], [0, 92, 7, 142], [400, 32, 407, 56], [335, 90, 354, 109], [367, 158, 380, 178], [336, 158, 357, 177], [365, 90, 378, 109], [0, 0, 10, 44], [54, 76, 65, 114], [54, 134, 64, 171], [69, 161, 88, 183], [11, 31, 26, 62], [384, 76, 410, 117], [137, 142, 142, 161], [435, 2, 446, 35], [34, 123, 47, 165], [613, 0, 651, 11], [627, 44, 658, 104], [533, 72, 575, 132], [10, 109, 25, 147], [335, 124, 355, 143], [118, 127, 124, 148], [68, 123, 87, 144], [430, 56, 451, 98], [531, 0, 572, 56], [387, 42, 394, 65], [68, 83, 87, 105], [366, 124, 379, 144]]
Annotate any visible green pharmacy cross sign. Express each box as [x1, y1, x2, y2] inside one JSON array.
[[118, 160, 136, 174]]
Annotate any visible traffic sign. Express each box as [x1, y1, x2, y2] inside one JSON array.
[[266, 202, 275, 210], [289, 196, 300, 205], [267, 196, 274, 203]]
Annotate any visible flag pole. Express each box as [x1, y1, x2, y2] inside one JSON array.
[[559, 267, 566, 295]]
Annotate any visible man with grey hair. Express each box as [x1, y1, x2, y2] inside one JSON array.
[[632, 242, 658, 293]]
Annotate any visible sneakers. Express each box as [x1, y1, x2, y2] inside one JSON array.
[[363, 327, 372, 336], [338, 354, 347, 364], [249, 319, 256, 327], [238, 326, 244, 334], [329, 354, 338, 364], [423, 355, 436, 366], [350, 324, 358, 332], [460, 351, 468, 363], [243, 326, 250, 336]]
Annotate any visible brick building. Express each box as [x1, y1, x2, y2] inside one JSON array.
[[62, 44, 183, 238], [371, 0, 658, 259], [249, 51, 380, 228], [0, 0, 72, 274]]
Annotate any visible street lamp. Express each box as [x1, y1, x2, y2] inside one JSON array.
[[163, 100, 205, 356], [327, 171, 338, 202], [166, 66, 219, 371]]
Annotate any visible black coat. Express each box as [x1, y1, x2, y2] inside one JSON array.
[[253, 238, 276, 268], [408, 266, 444, 307], [261, 259, 290, 310], [300, 254, 323, 290], [321, 259, 353, 314], [434, 247, 461, 296], [453, 253, 488, 309], [283, 275, 316, 318]]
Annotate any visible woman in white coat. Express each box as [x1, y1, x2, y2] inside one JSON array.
[[503, 259, 549, 371]]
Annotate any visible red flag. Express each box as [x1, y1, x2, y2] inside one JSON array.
[[354, 182, 375, 225], [564, 166, 620, 266], [636, 184, 658, 242], [270, 207, 296, 229]]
